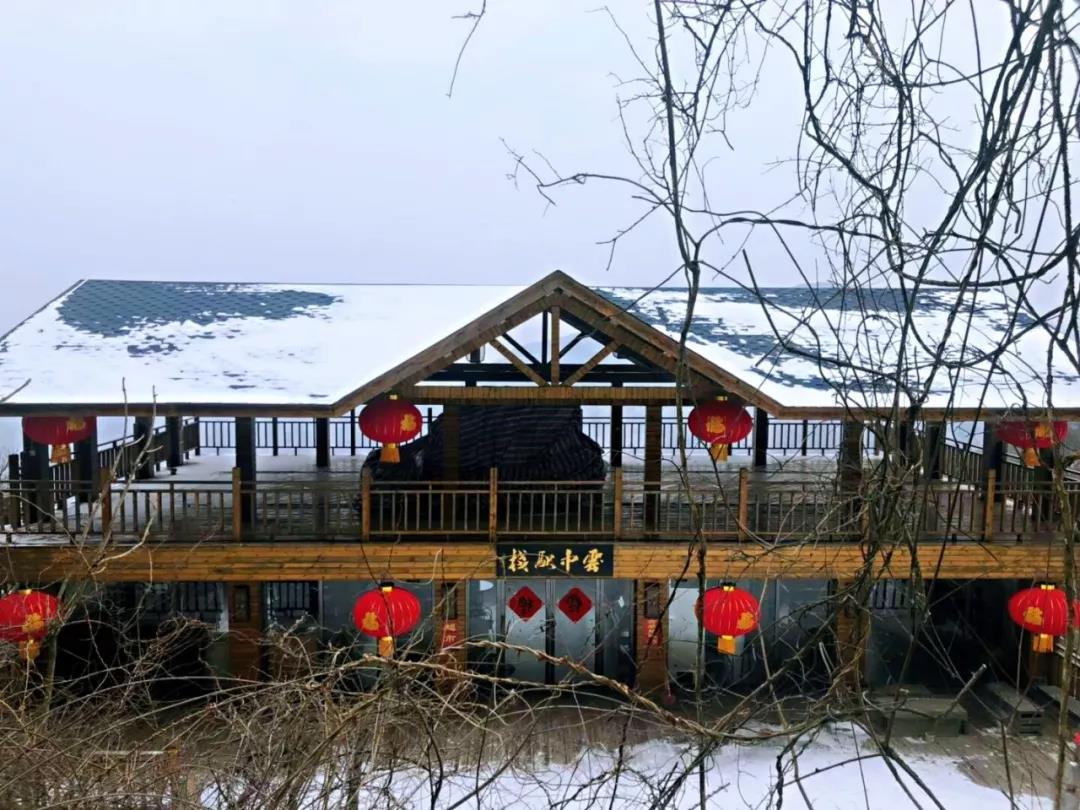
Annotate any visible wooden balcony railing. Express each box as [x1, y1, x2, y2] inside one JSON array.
[[3, 468, 1079, 545]]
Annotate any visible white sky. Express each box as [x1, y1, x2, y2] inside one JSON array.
[[0, 2, 703, 334]]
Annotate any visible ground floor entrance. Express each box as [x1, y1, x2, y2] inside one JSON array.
[[467, 579, 635, 685]]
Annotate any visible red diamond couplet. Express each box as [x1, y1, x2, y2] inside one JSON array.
[[558, 587, 593, 623], [508, 586, 543, 621]]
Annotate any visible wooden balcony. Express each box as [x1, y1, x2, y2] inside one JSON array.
[[2, 464, 1076, 546]]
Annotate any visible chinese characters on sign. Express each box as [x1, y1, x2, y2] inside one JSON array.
[[497, 543, 614, 577]]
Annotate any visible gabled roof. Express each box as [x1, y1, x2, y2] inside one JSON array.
[[0, 271, 1076, 418]]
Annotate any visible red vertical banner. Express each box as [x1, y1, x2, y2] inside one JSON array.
[[440, 619, 460, 650], [642, 618, 662, 650]]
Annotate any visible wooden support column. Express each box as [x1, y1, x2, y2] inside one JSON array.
[[73, 421, 99, 504], [442, 405, 460, 481], [752, 409, 769, 468], [644, 405, 662, 531], [227, 582, 263, 683], [165, 415, 184, 473], [20, 435, 50, 524], [838, 421, 864, 532], [235, 417, 256, 528], [636, 580, 669, 696], [314, 417, 330, 469], [833, 579, 869, 692], [133, 416, 155, 480], [610, 400, 623, 469], [6, 453, 20, 526], [838, 421, 864, 490], [979, 422, 1004, 500], [435, 581, 468, 676], [897, 420, 912, 466], [922, 421, 944, 479]]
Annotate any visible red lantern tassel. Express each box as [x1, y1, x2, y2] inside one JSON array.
[[717, 635, 736, 655], [709, 443, 729, 462], [378, 636, 395, 657], [1023, 447, 1039, 468], [18, 639, 41, 662], [1033, 633, 1054, 654], [383, 443, 400, 464]]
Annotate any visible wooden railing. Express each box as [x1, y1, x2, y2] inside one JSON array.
[[4, 469, 1079, 545], [192, 416, 872, 457]]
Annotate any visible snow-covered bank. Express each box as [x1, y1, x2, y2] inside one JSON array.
[[199, 725, 1050, 809]]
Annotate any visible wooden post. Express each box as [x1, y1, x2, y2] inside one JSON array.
[[231, 467, 242, 541], [923, 421, 944, 480], [235, 417, 256, 528], [360, 467, 372, 540], [314, 417, 330, 468], [610, 401, 623, 469], [752, 409, 769, 468], [979, 421, 1004, 501], [737, 467, 749, 541], [644, 405, 662, 531], [74, 421, 100, 504], [442, 405, 460, 481], [635, 580, 669, 696], [133, 416, 155, 480], [613, 467, 623, 539], [833, 579, 870, 692], [99, 468, 113, 535], [488, 467, 498, 541], [7, 453, 20, 527], [271, 417, 280, 456], [21, 436, 49, 525], [165, 415, 183, 473], [549, 306, 561, 384], [800, 419, 809, 456], [436, 581, 467, 675], [227, 582, 263, 682], [983, 469, 997, 541], [349, 409, 357, 456], [192, 416, 201, 456]]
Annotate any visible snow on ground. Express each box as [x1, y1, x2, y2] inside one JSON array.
[[200, 725, 1050, 809]]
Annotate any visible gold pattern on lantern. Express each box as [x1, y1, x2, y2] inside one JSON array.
[[1023, 605, 1044, 626], [400, 413, 418, 432], [22, 612, 44, 636], [361, 611, 380, 632], [736, 611, 755, 631], [705, 416, 727, 435]]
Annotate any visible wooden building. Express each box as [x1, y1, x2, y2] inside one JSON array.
[[0, 271, 1076, 693]]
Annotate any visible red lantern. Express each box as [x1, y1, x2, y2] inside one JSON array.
[[687, 401, 754, 462], [1008, 584, 1080, 653], [699, 583, 760, 654], [352, 583, 422, 657], [997, 420, 1068, 467], [0, 589, 60, 662], [22, 416, 96, 464], [359, 396, 422, 463]]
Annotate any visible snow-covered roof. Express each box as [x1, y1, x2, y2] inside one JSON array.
[[597, 285, 1080, 414], [0, 274, 1076, 416], [0, 280, 525, 408]]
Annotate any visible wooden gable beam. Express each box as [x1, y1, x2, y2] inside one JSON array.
[[488, 338, 548, 386], [561, 340, 620, 387]]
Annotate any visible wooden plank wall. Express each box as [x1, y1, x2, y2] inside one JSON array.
[[2, 540, 1068, 584]]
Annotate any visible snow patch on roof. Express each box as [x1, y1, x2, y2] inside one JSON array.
[[0, 280, 525, 406]]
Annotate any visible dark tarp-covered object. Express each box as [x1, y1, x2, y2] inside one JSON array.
[[363, 405, 606, 481]]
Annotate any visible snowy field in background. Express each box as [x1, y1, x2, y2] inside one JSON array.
[[199, 726, 1050, 809]]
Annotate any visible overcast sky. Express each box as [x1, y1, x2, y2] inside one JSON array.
[[0, 2, 711, 334]]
